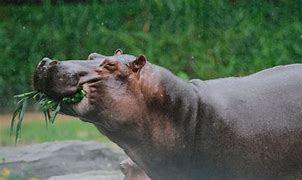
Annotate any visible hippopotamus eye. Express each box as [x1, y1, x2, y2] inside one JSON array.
[[104, 62, 118, 71]]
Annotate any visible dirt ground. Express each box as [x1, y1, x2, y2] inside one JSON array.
[[0, 112, 73, 127]]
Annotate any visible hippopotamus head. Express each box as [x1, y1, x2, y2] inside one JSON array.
[[33, 49, 150, 131]]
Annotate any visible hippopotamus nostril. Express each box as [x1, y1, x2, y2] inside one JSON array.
[[37, 57, 51, 68], [42, 57, 51, 61], [49, 60, 59, 66], [37, 58, 60, 69]]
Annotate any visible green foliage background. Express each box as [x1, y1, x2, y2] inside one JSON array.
[[0, 0, 301, 112]]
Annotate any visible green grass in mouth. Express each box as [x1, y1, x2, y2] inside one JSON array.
[[11, 89, 86, 143]]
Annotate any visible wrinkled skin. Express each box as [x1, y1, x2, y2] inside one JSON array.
[[33, 50, 302, 180]]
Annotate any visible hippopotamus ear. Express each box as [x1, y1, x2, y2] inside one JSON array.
[[115, 49, 123, 55], [129, 55, 146, 72]]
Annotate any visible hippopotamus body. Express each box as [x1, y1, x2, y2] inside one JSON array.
[[33, 50, 302, 180]]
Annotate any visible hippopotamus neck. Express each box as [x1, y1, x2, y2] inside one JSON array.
[[139, 63, 201, 147], [117, 63, 214, 179]]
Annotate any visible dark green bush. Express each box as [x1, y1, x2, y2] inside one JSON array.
[[0, 0, 301, 112]]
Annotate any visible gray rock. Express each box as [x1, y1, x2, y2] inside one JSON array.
[[0, 140, 126, 180], [48, 170, 123, 180]]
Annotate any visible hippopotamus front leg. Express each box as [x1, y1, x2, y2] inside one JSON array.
[[120, 158, 151, 180]]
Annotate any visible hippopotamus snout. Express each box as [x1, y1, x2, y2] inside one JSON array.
[[33, 57, 92, 100]]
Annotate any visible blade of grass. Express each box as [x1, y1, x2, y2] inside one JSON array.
[[10, 101, 22, 136], [15, 99, 28, 143], [43, 111, 49, 128], [46, 110, 51, 124], [50, 103, 61, 124], [14, 91, 38, 98]]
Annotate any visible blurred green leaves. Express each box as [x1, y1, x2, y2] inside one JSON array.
[[0, 0, 301, 112]]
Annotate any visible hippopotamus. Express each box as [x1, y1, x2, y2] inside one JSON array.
[[33, 49, 302, 180]]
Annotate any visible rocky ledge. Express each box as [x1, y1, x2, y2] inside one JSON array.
[[0, 140, 126, 180]]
